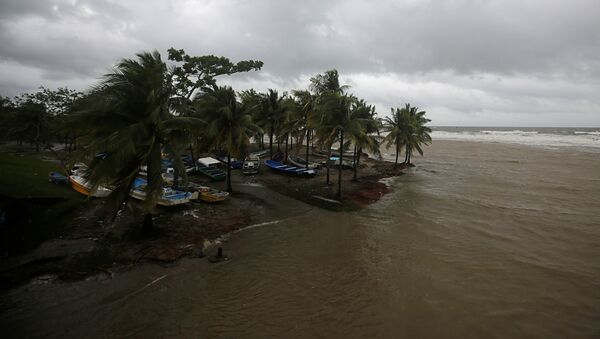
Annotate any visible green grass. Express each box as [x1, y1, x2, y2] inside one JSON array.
[[0, 153, 81, 199]]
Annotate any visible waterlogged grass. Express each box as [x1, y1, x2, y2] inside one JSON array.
[[0, 153, 80, 199]]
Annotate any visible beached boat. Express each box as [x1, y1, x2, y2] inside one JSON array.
[[194, 186, 229, 203], [242, 155, 260, 175], [48, 171, 68, 185], [215, 154, 244, 169], [68, 175, 112, 197], [197, 157, 226, 181], [272, 152, 285, 162], [129, 177, 192, 206], [249, 149, 269, 158], [288, 154, 320, 169], [265, 159, 317, 177]]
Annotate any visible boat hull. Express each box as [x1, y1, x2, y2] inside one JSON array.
[[69, 175, 111, 197]]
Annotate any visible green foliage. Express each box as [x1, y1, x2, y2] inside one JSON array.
[[194, 86, 261, 191], [167, 47, 263, 100], [73, 51, 203, 212], [382, 103, 431, 166]]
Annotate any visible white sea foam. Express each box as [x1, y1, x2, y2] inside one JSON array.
[[432, 129, 600, 150]]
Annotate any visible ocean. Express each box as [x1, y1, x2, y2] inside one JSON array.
[[1, 131, 599, 338]]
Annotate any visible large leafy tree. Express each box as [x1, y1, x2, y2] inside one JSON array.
[[167, 48, 263, 101], [74, 51, 202, 227], [9, 101, 50, 152], [194, 86, 261, 192]]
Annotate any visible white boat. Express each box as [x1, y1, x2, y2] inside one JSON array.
[[129, 177, 192, 206]]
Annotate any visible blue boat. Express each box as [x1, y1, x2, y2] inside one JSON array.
[[214, 154, 244, 169], [265, 160, 317, 177], [48, 171, 68, 185], [130, 177, 192, 206]]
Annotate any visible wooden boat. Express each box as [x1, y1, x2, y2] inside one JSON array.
[[48, 172, 68, 185], [288, 154, 319, 169], [242, 155, 260, 175], [195, 186, 229, 203], [129, 177, 192, 206], [197, 157, 226, 181], [265, 159, 317, 177], [68, 175, 112, 197]]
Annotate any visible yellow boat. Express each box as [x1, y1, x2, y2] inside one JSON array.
[[196, 186, 229, 203]]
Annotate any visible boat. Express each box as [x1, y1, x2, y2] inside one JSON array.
[[48, 172, 68, 185], [272, 151, 284, 162], [265, 159, 317, 177], [242, 155, 260, 175], [214, 153, 244, 169], [287, 154, 320, 169], [249, 149, 269, 158], [197, 157, 226, 181], [129, 177, 192, 206], [68, 175, 112, 197], [194, 185, 229, 203]]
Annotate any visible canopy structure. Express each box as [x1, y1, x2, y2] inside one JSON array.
[[198, 157, 221, 167]]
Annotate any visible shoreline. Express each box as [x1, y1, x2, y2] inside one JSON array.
[[0, 150, 407, 290]]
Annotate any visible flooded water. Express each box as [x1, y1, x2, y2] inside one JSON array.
[[2, 140, 600, 338]]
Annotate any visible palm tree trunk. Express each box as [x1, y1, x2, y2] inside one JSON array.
[[394, 141, 399, 169], [326, 146, 331, 186], [337, 130, 344, 199], [404, 147, 409, 164], [226, 152, 232, 192], [305, 129, 310, 170], [352, 144, 358, 181], [269, 128, 274, 159], [285, 134, 289, 163]]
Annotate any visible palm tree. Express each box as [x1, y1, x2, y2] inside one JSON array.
[[310, 69, 349, 187], [317, 92, 361, 199], [347, 100, 380, 180], [291, 90, 316, 169], [403, 104, 432, 164], [382, 103, 432, 168], [255, 89, 287, 159], [73, 51, 202, 228], [194, 86, 260, 192], [382, 106, 409, 169]]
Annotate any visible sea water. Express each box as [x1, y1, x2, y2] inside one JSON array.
[[1, 136, 600, 338]]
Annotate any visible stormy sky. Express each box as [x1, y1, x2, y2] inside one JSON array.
[[1, 0, 599, 126]]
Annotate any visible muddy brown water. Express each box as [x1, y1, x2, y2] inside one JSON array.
[[1, 140, 599, 338]]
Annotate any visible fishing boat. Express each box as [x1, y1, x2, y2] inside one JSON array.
[[197, 157, 226, 181], [288, 154, 320, 169], [272, 152, 285, 162], [214, 153, 244, 169], [249, 149, 269, 158], [48, 171, 68, 185], [68, 175, 112, 197], [265, 159, 317, 177], [195, 186, 229, 203], [129, 177, 192, 206], [242, 155, 260, 175]]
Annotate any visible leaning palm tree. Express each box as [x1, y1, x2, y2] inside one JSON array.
[[194, 86, 260, 192], [73, 51, 202, 228]]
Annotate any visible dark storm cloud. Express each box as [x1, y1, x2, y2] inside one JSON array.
[[0, 0, 599, 125]]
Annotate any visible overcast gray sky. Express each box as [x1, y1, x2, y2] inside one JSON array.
[[1, 0, 599, 126]]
